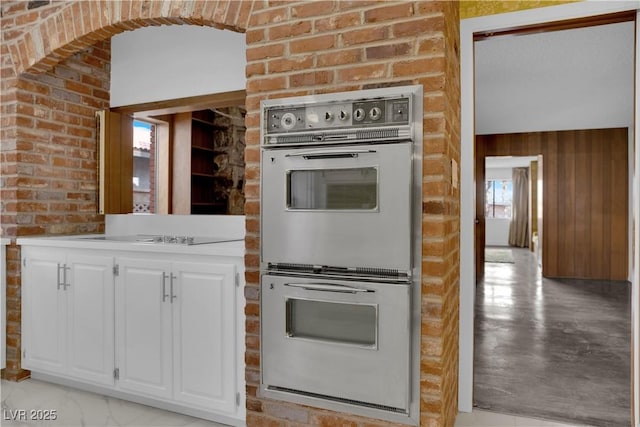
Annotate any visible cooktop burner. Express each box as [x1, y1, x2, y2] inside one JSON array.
[[136, 235, 242, 245], [84, 235, 243, 245]]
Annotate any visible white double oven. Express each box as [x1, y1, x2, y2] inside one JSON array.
[[259, 86, 423, 424]]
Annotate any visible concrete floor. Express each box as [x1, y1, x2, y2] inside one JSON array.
[[474, 247, 631, 427]]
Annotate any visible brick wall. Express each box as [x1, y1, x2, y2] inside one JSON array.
[[1, 0, 112, 379], [0, 1, 460, 425]]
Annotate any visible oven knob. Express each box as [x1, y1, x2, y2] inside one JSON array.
[[339, 110, 349, 121], [354, 108, 365, 121], [369, 106, 382, 121], [324, 111, 334, 122], [281, 112, 297, 130]]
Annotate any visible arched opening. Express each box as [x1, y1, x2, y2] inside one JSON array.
[[3, 0, 251, 381]]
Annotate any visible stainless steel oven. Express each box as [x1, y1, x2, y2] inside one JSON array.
[[259, 86, 422, 424]]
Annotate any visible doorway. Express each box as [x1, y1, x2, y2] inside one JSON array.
[[459, 2, 639, 424], [474, 144, 631, 425]]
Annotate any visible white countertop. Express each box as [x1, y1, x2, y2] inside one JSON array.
[[1, 238, 10, 246], [17, 234, 245, 257]]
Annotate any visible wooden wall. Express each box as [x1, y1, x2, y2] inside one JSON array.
[[477, 128, 629, 280]]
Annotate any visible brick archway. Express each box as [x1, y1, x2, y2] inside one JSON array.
[[7, 0, 254, 77], [1, 0, 254, 382]]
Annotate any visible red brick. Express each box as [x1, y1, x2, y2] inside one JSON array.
[[366, 42, 411, 60], [317, 48, 362, 67], [289, 70, 332, 88], [262, 402, 310, 423], [289, 34, 335, 54], [268, 20, 312, 41], [246, 28, 265, 44], [246, 76, 287, 93], [393, 57, 446, 77], [337, 0, 380, 11], [246, 43, 284, 61], [337, 63, 386, 82], [245, 414, 285, 427], [309, 413, 359, 427], [395, 16, 444, 38], [268, 56, 314, 73], [314, 11, 360, 31], [249, 7, 288, 27], [342, 27, 388, 46], [364, 3, 414, 23]]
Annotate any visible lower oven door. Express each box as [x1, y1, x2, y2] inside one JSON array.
[[261, 274, 411, 411]]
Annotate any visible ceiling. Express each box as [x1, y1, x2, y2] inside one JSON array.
[[474, 20, 635, 135]]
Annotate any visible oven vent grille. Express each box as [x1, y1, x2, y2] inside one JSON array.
[[268, 262, 315, 272], [352, 266, 402, 277], [267, 386, 407, 414], [269, 127, 405, 145], [355, 128, 399, 140], [275, 134, 316, 144]]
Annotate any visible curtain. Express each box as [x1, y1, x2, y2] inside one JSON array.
[[509, 167, 529, 247]]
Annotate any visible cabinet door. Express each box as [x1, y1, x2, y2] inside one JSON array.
[[21, 249, 67, 374], [171, 262, 236, 413], [66, 253, 115, 386], [115, 258, 172, 399]]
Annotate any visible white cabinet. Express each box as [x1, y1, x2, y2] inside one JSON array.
[[21, 248, 115, 386], [115, 258, 172, 398], [20, 240, 245, 425], [115, 257, 237, 413]]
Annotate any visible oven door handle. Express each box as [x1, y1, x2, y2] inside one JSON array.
[[284, 282, 374, 293], [285, 149, 376, 160]]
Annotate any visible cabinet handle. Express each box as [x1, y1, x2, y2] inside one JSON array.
[[162, 272, 170, 302], [170, 273, 177, 303], [57, 263, 64, 290], [63, 265, 71, 290]]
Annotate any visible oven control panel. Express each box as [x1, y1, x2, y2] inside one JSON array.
[[264, 96, 410, 134]]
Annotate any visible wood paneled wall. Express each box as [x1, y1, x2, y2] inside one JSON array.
[[477, 128, 629, 280]]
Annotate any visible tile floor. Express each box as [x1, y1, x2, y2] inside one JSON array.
[[455, 410, 587, 427], [475, 247, 631, 427], [1, 378, 226, 427], [1, 377, 586, 427]]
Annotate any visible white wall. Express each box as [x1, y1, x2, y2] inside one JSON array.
[[110, 26, 246, 107], [485, 167, 512, 246]]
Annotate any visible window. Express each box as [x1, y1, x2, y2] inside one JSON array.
[[133, 120, 156, 213], [287, 167, 378, 210], [485, 180, 512, 218]]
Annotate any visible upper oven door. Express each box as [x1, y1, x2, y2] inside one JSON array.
[[261, 142, 412, 273]]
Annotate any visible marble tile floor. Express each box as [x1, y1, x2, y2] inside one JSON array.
[[1, 376, 593, 427], [1, 378, 227, 427], [474, 247, 631, 427], [1, 377, 589, 427]]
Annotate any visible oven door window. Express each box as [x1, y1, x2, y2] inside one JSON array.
[[286, 298, 377, 347], [287, 167, 378, 210]]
